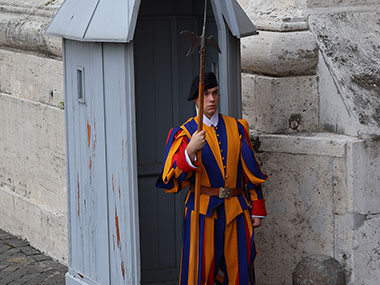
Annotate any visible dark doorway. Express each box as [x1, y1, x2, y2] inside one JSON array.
[[134, 0, 218, 283]]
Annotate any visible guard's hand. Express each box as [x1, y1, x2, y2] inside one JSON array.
[[252, 217, 262, 228], [186, 130, 206, 161]]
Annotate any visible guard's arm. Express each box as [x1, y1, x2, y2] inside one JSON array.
[[156, 128, 199, 193], [238, 119, 268, 218]]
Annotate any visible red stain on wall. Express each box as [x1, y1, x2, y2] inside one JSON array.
[[93, 119, 96, 150], [112, 174, 115, 192], [121, 261, 125, 279], [77, 174, 80, 217], [87, 121, 91, 148], [118, 185, 121, 199], [89, 158, 93, 185], [115, 207, 121, 248]]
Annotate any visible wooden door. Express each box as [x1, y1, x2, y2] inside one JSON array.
[[134, 16, 218, 283]]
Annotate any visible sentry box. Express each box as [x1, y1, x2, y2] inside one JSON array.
[[46, 0, 257, 283]]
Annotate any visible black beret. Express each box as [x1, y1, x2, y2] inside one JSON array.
[[187, 72, 218, 101]]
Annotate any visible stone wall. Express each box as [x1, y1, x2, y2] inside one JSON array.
[[0, 0, 67, 263], [241, 0, 380, 284]]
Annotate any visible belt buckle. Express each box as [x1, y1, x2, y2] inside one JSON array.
[[219, 187, 231, 198]]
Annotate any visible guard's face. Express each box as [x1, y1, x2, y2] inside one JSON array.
[[195, 86, 219, 119]]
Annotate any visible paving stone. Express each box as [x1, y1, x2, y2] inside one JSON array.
[[25, 271, 56, 284], [39, 260, 67, 273], [24, 263, 46, 274], [0, 263, 9, 271], [0, 244, 12, 255], [1, 264, 20, 273], [0, 229, 67, 284], [41, 273, 65, 284], [4, 238, 29, 248], [13, 272, 41, 284], [0, 231, 12, 240], [32, 254, 52, 262], [0, 265, 28, 284], [3, 247, 21, 256], [19, 246, 41, 256]]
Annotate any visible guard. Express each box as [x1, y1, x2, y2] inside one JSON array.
[[156, 72, 268, 284]]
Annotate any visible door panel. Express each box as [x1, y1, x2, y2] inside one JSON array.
[[134, 15, 218, 283], [64, 40, 110, 284]]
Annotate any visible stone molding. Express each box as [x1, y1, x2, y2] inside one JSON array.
[[306, 0, 380, 9], [239, 0, 309, 32], [241, 30, 318, 76], [240, 0, 380, 77], [0, 1, 62, 57], [250, 16, 308, 33], [242, 0, 380, 32]]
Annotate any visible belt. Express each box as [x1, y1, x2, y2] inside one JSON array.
[[190, 185, 244, 199]]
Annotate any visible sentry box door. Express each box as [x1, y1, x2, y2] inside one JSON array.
[[134, 0, 218, 283]]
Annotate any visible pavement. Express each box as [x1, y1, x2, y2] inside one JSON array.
[[0, 229, 67, 284]]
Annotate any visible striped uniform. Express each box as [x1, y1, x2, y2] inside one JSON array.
[[156, 114, 267, 284]]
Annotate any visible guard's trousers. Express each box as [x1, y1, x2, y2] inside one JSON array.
[[179, 203, 256, 285]]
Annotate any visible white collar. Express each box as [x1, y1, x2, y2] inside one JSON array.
[[195, 106, 219, 127]]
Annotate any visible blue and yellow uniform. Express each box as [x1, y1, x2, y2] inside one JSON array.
[[156, 113, 267, 284]]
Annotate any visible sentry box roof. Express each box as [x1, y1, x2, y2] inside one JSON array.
[[46, 0, 257, 42]]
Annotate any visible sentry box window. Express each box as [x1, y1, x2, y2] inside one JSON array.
[[77, 66, 85, 104]]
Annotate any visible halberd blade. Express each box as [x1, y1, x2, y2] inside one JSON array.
[[206, 35, 221, 53], [180, 31, 202, 56]]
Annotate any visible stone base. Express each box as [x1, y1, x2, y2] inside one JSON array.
[[253, 132, 380, 285], [0, 184, 68, 263]]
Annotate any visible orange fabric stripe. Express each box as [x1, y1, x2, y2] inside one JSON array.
[[200, 160, 211, 187], [203, 217, 215, 284], [249, 189, 258, 201], [200, 194, 210, 215], [188, 210, 199, 285], [223, 115, 241, 188], [162, 136, 184, 184], [163, 177, 178, 193], [244, 210, 253, 238], [224, 198, 244, 225], [224, 218, 239, 283]]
